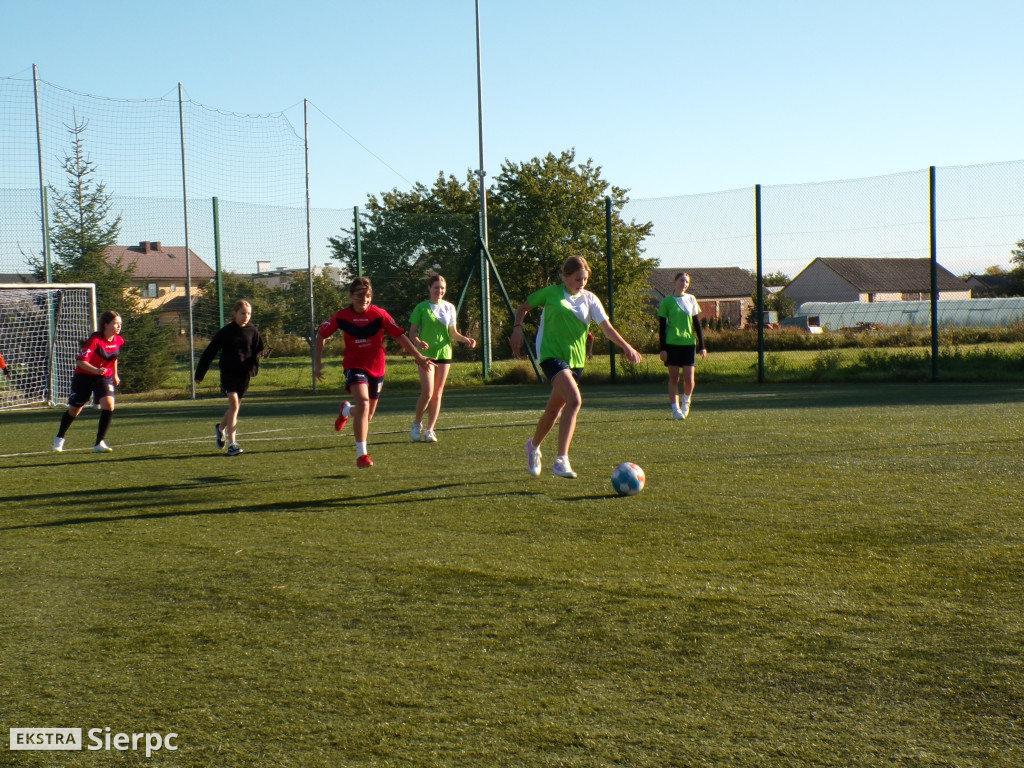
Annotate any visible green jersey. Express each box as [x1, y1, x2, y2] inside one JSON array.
[[409, 300, 457, 359], [528, 284, 608, 369], [658, 294, 701, 345]]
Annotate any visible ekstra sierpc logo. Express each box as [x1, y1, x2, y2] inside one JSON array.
[[9, 727, 178, 757], [9, 728, 82, 750]]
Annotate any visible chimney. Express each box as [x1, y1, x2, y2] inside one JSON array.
[[140, 241, 150, 253], [152, 242, 162, 251]]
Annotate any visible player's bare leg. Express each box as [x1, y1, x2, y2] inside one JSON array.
[[222, 392, 241, 445], [425, 363, 450, 432]]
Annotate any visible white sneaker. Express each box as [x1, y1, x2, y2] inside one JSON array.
[[410, 421, 422, 442], [672, 407, 685, 420], [423, 429, 438, 443], [52, 436, 65, 452], [552, 456, 577, 479], [93, 440, 112, 453], [526, 439, 542, 477], [681, 400, 690, 419]]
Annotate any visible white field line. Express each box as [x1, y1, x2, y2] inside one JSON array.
[[0, 392, 780, 458]]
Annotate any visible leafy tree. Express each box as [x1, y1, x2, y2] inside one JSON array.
[[329, 150, 655, 353], [1012, 239, 1024, 269], [328, 173, 478, 321], [30, 114, 172, 392]]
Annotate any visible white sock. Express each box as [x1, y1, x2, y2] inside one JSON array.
[[342, 403, 352, 417], [356, 441, 367, 457], [556, 454, 569, 463], [682, 394, 691, 406]]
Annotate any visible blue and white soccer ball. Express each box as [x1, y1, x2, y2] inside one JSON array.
[[611, 462, 646, 496]]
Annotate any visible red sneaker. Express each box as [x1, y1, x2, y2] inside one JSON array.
[[356, 454, 373, 469], [334, 400, 350, 432]]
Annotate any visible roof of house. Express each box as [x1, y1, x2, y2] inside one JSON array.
[[650, 267, 756, 300], [105, 241, 215, 281], [796, 257, 966, 292], [965, 272, 1020, 294]]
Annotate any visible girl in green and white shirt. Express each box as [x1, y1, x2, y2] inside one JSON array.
[[510, 256, 641, 479], [657, 272, 707, 419], [408, 274, 476, 442]]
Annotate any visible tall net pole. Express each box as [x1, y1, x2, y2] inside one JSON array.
[[305, 99, 317, 392], [178, 83, 196, 399], [475, 0, 491, 376]]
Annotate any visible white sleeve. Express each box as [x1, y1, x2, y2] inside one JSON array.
[[586, 292, 609, 326], [442, 301, 458, 328]]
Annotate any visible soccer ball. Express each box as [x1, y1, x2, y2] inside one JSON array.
[[611, 462, 645, 496]]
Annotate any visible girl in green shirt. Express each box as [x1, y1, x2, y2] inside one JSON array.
[[510, 256, 641, 479], [408, 274, 476, 442]]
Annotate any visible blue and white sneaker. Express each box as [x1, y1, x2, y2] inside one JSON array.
[[227, 443, 243, 456], [215, 424, 226, 449]]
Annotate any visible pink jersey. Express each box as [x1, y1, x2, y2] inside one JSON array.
[[76, 333, 124, 375], [318, 305, 404, 378]]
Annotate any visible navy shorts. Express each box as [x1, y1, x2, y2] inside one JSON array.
[[68, 371, 115, 407], [220, 371, 252, 398], [663, 344, 697, 367], [540, 358, 583, 386], [345, 368, 384, 400]]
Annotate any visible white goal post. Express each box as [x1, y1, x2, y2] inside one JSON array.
[[0, 283, 97, 410]]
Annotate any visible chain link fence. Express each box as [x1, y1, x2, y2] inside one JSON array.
[[3, 74, 1023, 388]]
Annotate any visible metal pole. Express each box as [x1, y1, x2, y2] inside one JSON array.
[[929, 166, 939, 381], [354, 206, 363, 277], [755, 184, 764, 383], [478, 216, 490, 381], [32, 65, 51, 282], [605, 196, 616, 384], [178, 84, 196, 399], [304, 99, 317, 392], [212, 197, 224, 327], [475, 0, 491, 368]]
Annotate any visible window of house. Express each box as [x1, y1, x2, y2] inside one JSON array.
[[147, 283, 158, 298]]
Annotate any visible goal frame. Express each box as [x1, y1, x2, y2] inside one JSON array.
[[0, 283, 98, 409]]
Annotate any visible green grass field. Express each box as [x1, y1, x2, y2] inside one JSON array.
[[2, 380, 1023, 766]]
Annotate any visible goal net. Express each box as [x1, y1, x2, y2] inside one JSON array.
[[0, 283, 97, 410]]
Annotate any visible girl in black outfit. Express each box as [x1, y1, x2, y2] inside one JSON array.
[[195, 300, 264, 456]]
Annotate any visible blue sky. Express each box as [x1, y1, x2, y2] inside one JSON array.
[[6, 0, 1024, 211]]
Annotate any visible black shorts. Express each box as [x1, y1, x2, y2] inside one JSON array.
[[663, 344, 697, 367], [220, 371, 252, 398], [68, 371, 115, 407], [540, 358, 583, 386], [344, 368, 384, 400]]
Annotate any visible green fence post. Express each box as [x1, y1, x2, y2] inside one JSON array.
[[755, 184, 764, 384], [354, 206, 363, 277], [605, 196, 616, 384], [929, 166, 939, 381], [212, 196, 225, 327]]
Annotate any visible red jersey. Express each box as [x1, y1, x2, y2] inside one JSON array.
[[76, 333, 124, 375], [318, 305, 404, 378]]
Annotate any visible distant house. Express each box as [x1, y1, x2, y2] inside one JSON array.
[[649, 267, 756, 328], [781, 258, 970, 307], [248, 260, 345, 289], [965, 272, 1022, 298], [104, 241, 216, 327]]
